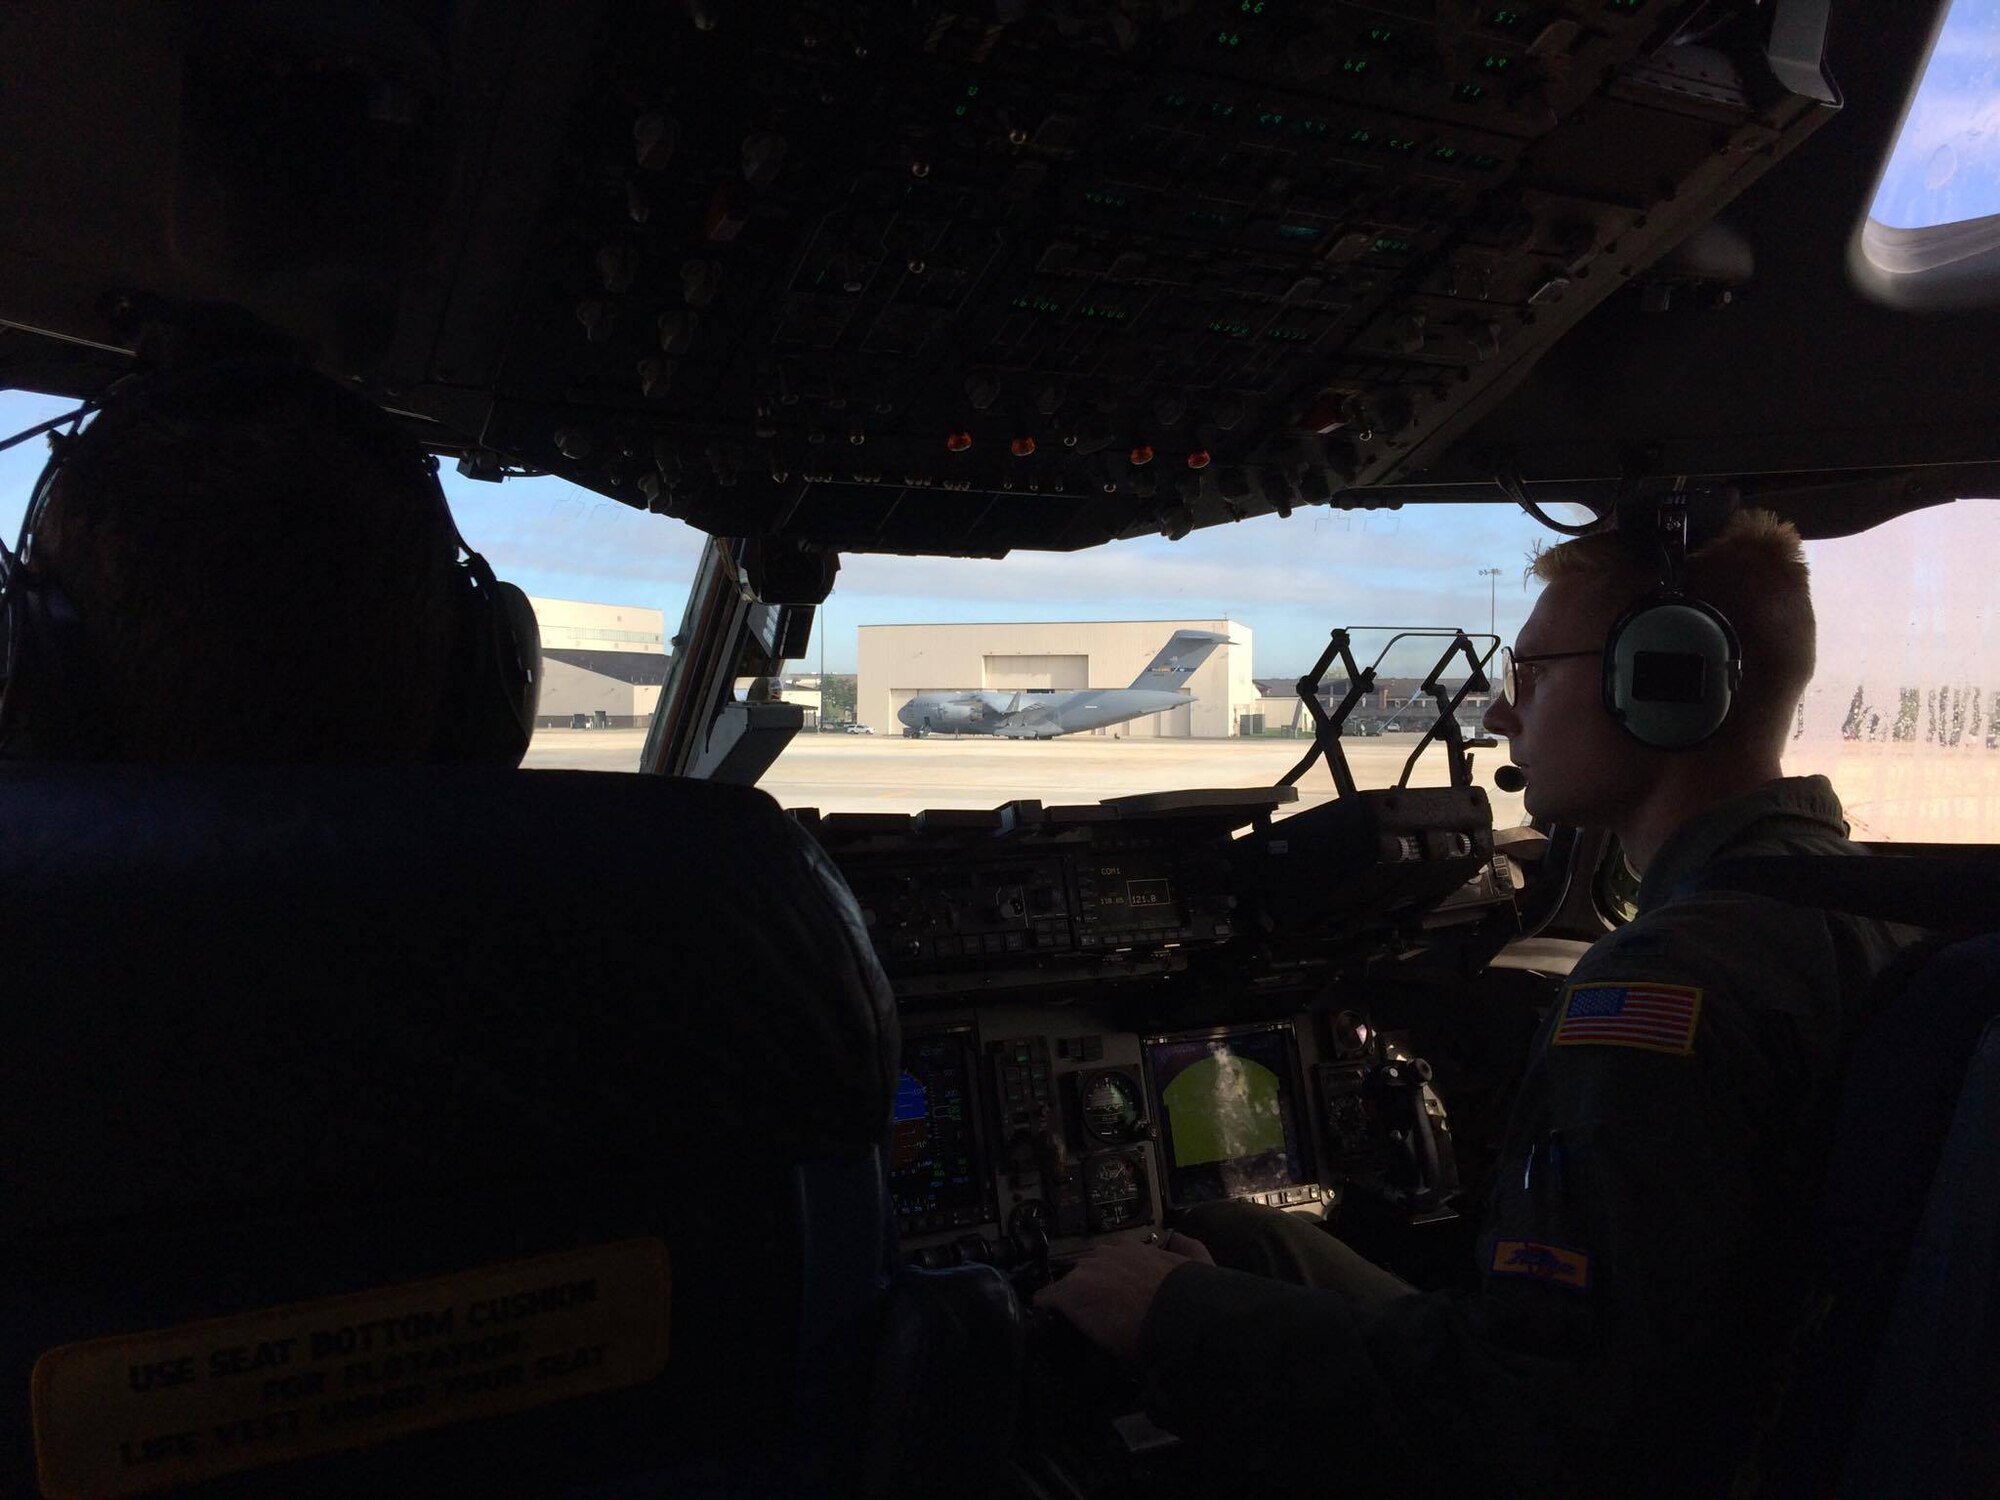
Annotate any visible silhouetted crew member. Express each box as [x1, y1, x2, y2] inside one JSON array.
[[0, 356, 536, 766], [1039, 510, 1904, 1497]]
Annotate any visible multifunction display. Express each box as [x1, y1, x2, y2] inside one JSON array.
[[1144, 1025, 1313, 1207], [890, 1027, 994, 1236]]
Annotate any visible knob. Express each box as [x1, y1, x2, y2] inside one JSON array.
[[575, 300, 618, 343], [633, 112, 678, 171], [637, 357, 675, 398], [657, 310, 699, 354], [965, 372, 1003, 410], [741, 131, 787, 185], [681, 260, 722, 307]]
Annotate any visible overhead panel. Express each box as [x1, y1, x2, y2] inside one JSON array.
[[455, 1, 1837, 553], [0, 1, 1845, 552]]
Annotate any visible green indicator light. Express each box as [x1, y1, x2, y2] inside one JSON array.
[[1347, 127, 1375, 145], [1365, 26, 1396, 44], [1266, 328, 1311, 342], [1455, 82, 1487, 102], [1291, 118, 1330, 137], [1481, 54, 1511, 71], [954, 104, 968, 116], [1430, 144, 1460, 162], [1160, 92, 1190, 109], [1083, 190, 1129, 208], [1606, 0, 1644, 11], [1215, 30, 1242, 46], [1340, 56, 1370, 74], [1255, 111, 1286, 129], [1210, 101, 1236, 117], [966, 84, 980, 97], [1277, 223, 1321, 241], [1187, 209, 1231, 229], [1208, 320, 1251, 336], [1489, 7, 1524, 25], [1239, 0, 1266, 12], [1465, 152, 1501, 170], [1374, 235, 1416, 254], [1383, 135, 1418, 153]]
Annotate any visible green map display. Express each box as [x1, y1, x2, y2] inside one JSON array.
[[1160, 1047, 1286, 1167]]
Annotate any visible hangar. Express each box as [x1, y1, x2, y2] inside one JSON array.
[[858, 619, 1254, 738], [530, 597, 669, 729]]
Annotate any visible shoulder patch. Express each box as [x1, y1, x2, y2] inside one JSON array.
[[1490, 1239, 1592, 1291], [1553, 980, 1702, 1056]]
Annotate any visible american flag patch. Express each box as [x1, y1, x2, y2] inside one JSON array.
[[1553, 981, 1703, 1056], [1490, 1239, 1592, 1291]]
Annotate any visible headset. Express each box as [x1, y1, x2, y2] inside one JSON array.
[[0, 359, 540, 765], [1601, 486, 1743, 751]]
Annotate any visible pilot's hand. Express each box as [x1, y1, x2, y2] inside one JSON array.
[[1032, 1230, 1214, 1363]]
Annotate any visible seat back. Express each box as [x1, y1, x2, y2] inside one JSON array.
[[1841, 989, 2000, 1499], [1690, 851, 2000, 1499], [1, 766, 899, 1499]]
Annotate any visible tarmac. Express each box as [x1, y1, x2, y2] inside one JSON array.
[[521, 728, 1997, 843], [523, 729, 1533, 827]]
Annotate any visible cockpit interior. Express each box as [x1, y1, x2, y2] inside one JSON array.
[[2, 2, 1995, 1497]]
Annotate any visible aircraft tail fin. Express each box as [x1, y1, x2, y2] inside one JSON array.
[[1128, 629, 1231, 690]]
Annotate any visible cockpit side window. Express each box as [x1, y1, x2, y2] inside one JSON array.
[[1857, 0, 2000, 303]]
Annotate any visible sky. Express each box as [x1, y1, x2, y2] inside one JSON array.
[[3, 387, 1993, 694]]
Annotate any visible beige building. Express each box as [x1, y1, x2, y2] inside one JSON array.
[[858, 619, 1255, 738], [530, 597, 669, 728]]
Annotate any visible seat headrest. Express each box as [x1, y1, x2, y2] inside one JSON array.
[[0, 766, 898, 1230]]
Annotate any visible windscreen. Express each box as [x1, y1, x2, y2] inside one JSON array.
[[1144, 1025, 1310, 1207]]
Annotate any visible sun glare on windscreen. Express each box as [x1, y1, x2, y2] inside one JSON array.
[[1869, 0, 2000, 232]]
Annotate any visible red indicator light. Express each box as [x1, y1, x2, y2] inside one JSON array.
[[1186, 449, 1212, 470], [1129, 445, 1156, 466], [946, 431, 973, 453], [1011, 436, 1037, 457]]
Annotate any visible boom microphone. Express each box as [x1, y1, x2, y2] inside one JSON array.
[[1493, 765, 1526, 793]]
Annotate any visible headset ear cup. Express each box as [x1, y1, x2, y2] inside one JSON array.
[[434, 557, 540, 767], [1602, 595, 1741, 750], [490, 578, 542, 741]]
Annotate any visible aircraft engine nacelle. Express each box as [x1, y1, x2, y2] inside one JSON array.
[[930, 700, 980, 725]]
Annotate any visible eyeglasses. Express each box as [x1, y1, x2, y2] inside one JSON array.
[[1500, 646, 1598, 706]]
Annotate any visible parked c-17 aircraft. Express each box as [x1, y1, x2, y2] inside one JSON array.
[[896, 629, 1229, 739]]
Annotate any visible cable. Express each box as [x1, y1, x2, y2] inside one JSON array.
[[1494, 463, 1604, 537]]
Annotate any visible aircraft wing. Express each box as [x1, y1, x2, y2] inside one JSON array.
[[996, 698, 1066, 733]]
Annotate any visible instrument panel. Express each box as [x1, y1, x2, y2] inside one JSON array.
[[807, 784, 1499, 1261]]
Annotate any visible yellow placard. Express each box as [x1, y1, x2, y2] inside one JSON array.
[[32, 1238, 671, 1500]]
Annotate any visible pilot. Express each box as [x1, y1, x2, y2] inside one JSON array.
[[1, 357, 526, 766], [1037, 509, 1904, 1496]]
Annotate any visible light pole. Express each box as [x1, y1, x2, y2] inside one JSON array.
[[1478, 567, 1502, 637]]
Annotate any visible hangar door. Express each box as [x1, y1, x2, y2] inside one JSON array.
[[984, 654, 1088, 690]]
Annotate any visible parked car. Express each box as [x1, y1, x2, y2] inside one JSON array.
[[844, 722, 873, 734]]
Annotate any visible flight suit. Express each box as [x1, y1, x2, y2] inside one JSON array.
[[1137, 776, 1905, 1498]]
